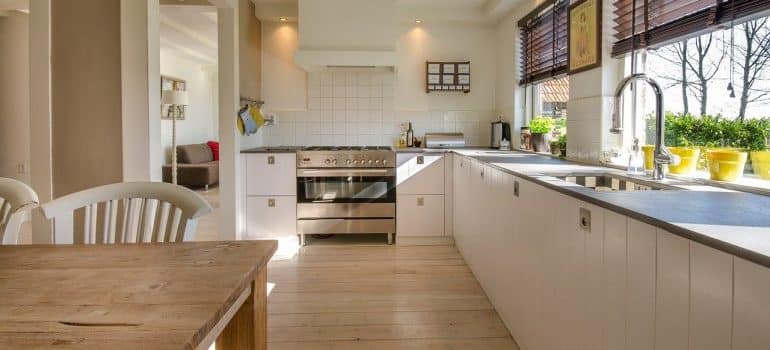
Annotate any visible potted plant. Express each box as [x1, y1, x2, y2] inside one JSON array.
[[529, 116, 553, 153], [744, 119, 770, 180]]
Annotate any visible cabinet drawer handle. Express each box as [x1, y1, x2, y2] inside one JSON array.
[[514, 181, 519, 197], [480, 170, 484, 178], [579, 207, 591, 231], [267, 156, 275, 165], [268, 198, 276, 207], [417, 197, 425, 206]]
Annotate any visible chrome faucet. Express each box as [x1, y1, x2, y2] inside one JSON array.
[[611, 73, 674, 180]]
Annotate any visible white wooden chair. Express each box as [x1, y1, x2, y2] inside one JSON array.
[[40, 182, 212, 244], [0, 177, 39, 244]]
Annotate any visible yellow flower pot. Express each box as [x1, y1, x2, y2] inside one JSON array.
[[707, 150, 748, 182], [642, 145, 655, 170], [751, 151, 770, 180], [667, 147, 701, 175]]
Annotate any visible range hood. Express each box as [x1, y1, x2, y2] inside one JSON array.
[[294, 0, 397, 71]]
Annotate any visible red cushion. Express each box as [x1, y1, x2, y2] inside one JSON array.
[[206, 141, 220, 161]]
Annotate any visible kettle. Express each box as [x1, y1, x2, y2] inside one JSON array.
[[491, 117, 511, 149]]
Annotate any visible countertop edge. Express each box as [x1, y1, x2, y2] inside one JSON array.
[[457, 152, 770, 269]]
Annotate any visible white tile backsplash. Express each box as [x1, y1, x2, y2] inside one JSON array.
[[260, 68, 496, 147]]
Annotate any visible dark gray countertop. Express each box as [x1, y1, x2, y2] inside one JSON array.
[[453, 149, 770, 268], [241, 146, 301, 153]]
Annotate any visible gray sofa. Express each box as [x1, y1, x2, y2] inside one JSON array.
[[162, 144, 218, 189]]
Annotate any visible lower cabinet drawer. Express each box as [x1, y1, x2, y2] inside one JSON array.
[[397, 194, 444, 237], [245, 196, 297, 240]]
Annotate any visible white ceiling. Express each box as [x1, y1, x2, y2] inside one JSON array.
[[251, 0, 525, 23], [159, 5, 218, 65]]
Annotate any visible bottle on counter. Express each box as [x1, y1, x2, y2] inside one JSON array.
[[406, 122, 414, 147], [398, 124, 407, 148]]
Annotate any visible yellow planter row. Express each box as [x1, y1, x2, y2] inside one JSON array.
[[641, 146, 770, 182]]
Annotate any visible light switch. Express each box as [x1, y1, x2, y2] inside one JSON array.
[[267, 156, 275, 165], [268, 198, 276, 207], [417, 197, 425, 206]]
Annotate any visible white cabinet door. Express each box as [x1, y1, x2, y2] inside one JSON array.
[[444, 153, 454, 237], [655, 230, 690, 350], [396, 194, 444, 237], [689, 242, 733, 350], [398, 153, 444, 195], [603, 210, 628, 350], [733, 257, 770, 350], [245, 196, 297, 240], [627, 219, 657, 350], [245, 153, 296, 196]]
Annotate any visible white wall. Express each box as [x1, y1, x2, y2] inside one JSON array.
[[494, 0, 624, 161], [0, 11, 29, 183], [258, 20, 498, 147], [160, 50, 219, 163]]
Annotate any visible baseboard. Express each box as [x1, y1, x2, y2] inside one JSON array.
[[395, 236, 455, 246]]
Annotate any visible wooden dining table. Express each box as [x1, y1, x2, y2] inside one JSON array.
[[0, 240, 277, 350]]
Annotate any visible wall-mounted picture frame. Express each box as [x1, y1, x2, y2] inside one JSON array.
[[425, 61, 471, 93], [568, 0, 602, 74], [161, 75, 187, 120]]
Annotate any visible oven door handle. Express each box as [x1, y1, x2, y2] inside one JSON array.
[[297, 169, 395, 177]]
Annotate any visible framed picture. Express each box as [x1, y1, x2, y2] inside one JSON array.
[[458, 64, 470, 74], [442, 64, 455, 74], [428, 63, 441, 74], [161, 75, 186, 120], [568, 0, 601, 74], [428, 74, 440, 84]]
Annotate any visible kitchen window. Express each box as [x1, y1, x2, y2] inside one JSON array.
[[612, 0, 770, 189]]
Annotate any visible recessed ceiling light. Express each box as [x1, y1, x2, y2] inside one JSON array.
[[279, 17, 288, 22], [414, 19, 423, 24]]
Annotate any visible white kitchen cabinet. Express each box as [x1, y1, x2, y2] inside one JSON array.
[[626, 219, 657, 350], [444, 153, 454, 237], [245, 153, 296, 196], [655, 230, 690, 350], [733, 257, 770, 350], [396, 194, 444, 237], [603, 210, 628, 350], [397, 153, 444, 195], [245, 196, 296, 240], [689, 242, 733, 350]]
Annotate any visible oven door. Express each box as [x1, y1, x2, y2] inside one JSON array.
[[296, 168, 396, 204]]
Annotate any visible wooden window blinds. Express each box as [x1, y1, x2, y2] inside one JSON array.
[[519, 0, 569, 85], [612, 0, 770, 57]]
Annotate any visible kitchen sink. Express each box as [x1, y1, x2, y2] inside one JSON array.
[[553, 173, 682, 192]]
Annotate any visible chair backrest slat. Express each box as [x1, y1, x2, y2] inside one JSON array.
[[40, 182, 211, 245], [0, 178, 39, 245]]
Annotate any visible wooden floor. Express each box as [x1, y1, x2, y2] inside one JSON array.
[[191, 187, 518, 349], [264, 241, 519, 349]]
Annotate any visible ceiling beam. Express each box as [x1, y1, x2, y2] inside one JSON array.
[[160, 37, 217, 64], [159, 12, 217, 49]]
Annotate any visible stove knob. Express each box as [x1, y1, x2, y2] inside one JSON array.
[[367, 159, 374, 165], [382, 159, 388, 165], [353, 160, 360, 165], [324, 159, 331, 165], [346, 159, 352, 165], [375, 159, 381, 165], [332, 159, 338, 165]]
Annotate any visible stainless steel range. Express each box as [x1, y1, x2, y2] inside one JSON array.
[[296, 146, 396, 246]]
